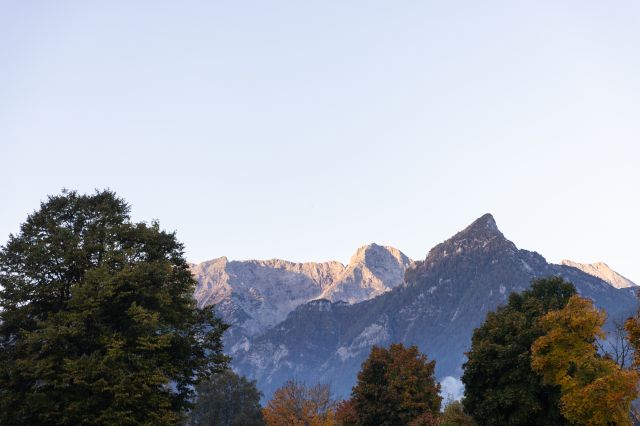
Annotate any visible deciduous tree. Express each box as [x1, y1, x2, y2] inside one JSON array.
[[263, 379, 337, 426], [349, 343, 441, 426], [335, 399, 357, 426], [188, 369, 264, 426], [0, 190, 228, 425], [462, 277, 575, 425], [532, 295, 639, 426], [441, 400, 475, 426]]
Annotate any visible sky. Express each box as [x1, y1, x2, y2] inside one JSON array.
[[1, 1, 639, 281]]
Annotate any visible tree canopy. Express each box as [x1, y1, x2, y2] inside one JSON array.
[[349, 343, 441, 426], [188, 369, 264, 426], [532, 295, 639, 426], [263, 379, 337, 426], [462, 277, 576, 425], [440, 400, 475, 426], [0, 190, 228, 425]]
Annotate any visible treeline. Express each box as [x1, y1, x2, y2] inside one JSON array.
[[189, 343, 466, 426], [2, 190, 640, 425], [193, 278, 640, 426]]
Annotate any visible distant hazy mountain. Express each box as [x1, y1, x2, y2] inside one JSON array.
[[190, 244, 413, 354], [229, 214, 638, 399], [559, 259, 636, 289]]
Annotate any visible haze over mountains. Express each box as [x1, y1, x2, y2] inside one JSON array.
[[190, 214, 638, 399]]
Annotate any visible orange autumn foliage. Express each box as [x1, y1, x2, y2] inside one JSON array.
[[263, 380, 337, 426]]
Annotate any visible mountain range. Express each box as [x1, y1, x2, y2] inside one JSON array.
[[191, 214, 638, 399], [191, 244, 412, 354]]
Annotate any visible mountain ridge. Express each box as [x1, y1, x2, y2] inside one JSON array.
[[228, 214, 639, 399], [190, 244, 414, 356]]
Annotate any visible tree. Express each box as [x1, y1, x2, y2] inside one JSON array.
[[263, 379, 337, 426], [532, 295, 639, 426], [441, 401, 475, 426], [625, 305, 640, 371], [598, 318, 634, 368], [462, 277, 576, 426], [335, 400, 357, 426], [624, 306, 640, 422], [188, 369, 264, 426], [0, 190, 228, 425], [349, 343, 441, 426], [407, 412, 441, 426]]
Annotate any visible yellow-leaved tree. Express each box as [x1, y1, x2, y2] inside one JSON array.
[[531, 295, 639, 426]]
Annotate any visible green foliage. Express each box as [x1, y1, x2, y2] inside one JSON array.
[[441, 401, 475, 426], [349, 343, 441, 426], [461, 276, 576, 426], [532, 295, 639, 426], [0, 190, 229, 425], [188, 369, 264, 426]]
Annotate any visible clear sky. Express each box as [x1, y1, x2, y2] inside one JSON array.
[[1, 1, 639, 281]]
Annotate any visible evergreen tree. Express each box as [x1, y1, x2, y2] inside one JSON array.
[[0, 190, 228, 425], [532, 295, 639, 426], [462, 277, 575, 426], [349, 343, 441, 426], [188, 369, 264, 426]]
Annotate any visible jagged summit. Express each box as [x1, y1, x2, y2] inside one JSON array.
[[349, 243, 385, 265], [422, 213, 513, 268], [560, 260, 636, 289], [349, 243, 411, 268], [319, 244, 413, 303], [232, 215, 638, 400], [190, 244, 413, 349], [455, 213, 502, 239]]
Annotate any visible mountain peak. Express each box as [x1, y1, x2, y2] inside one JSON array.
[[348, 243, 412, 269], [463, 213, 499, 235], [421, 213, 514, 268], [349, 243, 383, 265], [317, 244, 413, 303], [560, 259, 637, 289], [446, 213, 505, 245]]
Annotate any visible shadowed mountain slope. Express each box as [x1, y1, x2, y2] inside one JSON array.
[[231, 214, 638, 399]]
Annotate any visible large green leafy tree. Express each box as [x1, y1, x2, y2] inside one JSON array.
[[349, 343, 441, 426], [0, 190, 228, 425], [461, 277, 575, 426], [188, 369, 265, 426]]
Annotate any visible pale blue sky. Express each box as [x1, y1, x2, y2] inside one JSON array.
[[1, 1, 639, 281]]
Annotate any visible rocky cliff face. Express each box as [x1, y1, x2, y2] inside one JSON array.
[[230, 214, 638, 399], [190, 244, 413, 354], [191, 257, 343, 335], [559, 259, 637, 289], [319, 244, 413, 303]]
